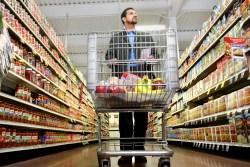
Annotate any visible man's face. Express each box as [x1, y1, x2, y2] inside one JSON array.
[[124, 9, 137, 25]]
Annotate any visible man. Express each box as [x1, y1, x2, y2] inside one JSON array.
[[105, 7, 158, 165]]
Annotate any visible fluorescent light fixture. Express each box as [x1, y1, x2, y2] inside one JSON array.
[[136, 25, 166, 31]]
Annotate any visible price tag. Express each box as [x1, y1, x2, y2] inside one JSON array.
[[214, 116, 217, 121], [221, 81, 225, 88], [221, 145, 224, 151], [226, 145, 230, 152], [193, 142, 196, 147], [212, 144, 215, 150], [229, 78, 233, 85], [210, 117, 213, 122], [20, 39, 25, 44], [205, 144, 207, 149], [11, 53, 16, 59], [240, 72, 245, 79], [215, 84, 219, 90], [45, 62, 48, 66], [201, 119, 203, 124], [216, 145, 220, 150], [196, 120, 198, 125], [198, 143, 201, 148], [207, 118, 210, 122], [207, 89, 211, 95], [4, 22, 9, 28], [209, 144, 212, 149], [32, 50, 37, 55], [234, 75, 239, 82]]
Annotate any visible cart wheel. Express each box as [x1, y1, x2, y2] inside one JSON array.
[[98, 158, 111, 167], [158, 158, 170, 167]]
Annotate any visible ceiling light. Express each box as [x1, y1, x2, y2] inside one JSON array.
[[136, 25, 166, 31]]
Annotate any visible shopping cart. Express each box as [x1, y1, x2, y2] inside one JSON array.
[[87, 29, 179, 167]]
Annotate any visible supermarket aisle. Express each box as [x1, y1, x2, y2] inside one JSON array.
[[3, 144, 250, 167]]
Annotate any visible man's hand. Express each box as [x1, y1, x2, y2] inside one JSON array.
[[147, 55, 154, 59], [107, 58, 118, 65]]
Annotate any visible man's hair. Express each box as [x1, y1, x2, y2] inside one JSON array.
[[121, 7, 134, 25]]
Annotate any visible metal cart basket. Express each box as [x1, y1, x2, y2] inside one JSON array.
[[87, 29, 179, 167]]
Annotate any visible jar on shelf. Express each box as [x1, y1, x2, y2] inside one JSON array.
[[0, 101, 4, 119], [15, 84, 24, 100], [28, 52, 35, 67], [23, 86, 28, 101], [25, 68, 32, 81], [35, 59, 41, 72], [19, 60, 26, 78], [36, 74, 42, 87], [0, 127, 6, 148], [44, 81, 51, 92], [31, 71, 36, 83]]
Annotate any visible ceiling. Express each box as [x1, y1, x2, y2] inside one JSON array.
[[34, 0, 220, 78]]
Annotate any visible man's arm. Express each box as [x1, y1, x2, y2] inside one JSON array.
[[105, 36, 118, 68]]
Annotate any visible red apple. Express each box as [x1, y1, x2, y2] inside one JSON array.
[[107, 85, 119, 93], [95, 85, 107, 93]]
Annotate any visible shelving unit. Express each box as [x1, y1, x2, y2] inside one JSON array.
[[167, 0, 250, 149], [0, 0, 98, 152]]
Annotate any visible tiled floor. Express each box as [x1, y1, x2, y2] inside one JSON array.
[[3, 144, 250, 167]]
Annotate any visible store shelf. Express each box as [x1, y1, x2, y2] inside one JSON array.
[[173, 95, 183, 104], [245, 47, 250, 54], [3, 0, 67, 72], [4, 21, 66, 82], [178, 0, 237, 68], [18, 0, 86, 85], [179, 16, 241, 78], [67, 89, 79, 100], [0, 92, 89, 125], [84, 130, 96, 133], [0, 141, 84, 153], [88, 122, 96, 126], [172, 108, 185, 115], [67, 76, 78, 87], [182, 53, 225, 90], [166, 123, 184, 128], [3, 71, 69, 107], [0, 120, 83, 133], [240, 14, 250, 29], [185, 105, 250, 126], [166, 115, 172, 120], [13, 53, 67, 94], [87, 139, 98, 142], [167, 138, 250, 148], [186, 67, 249, 104], [17, 0, 66, 60]]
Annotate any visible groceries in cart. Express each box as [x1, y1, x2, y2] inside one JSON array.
[[95, 72, 166, 94]]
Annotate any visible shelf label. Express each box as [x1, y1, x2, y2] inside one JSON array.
[[202, 143, 204, 148], [11, 53, 16, 59], [207, 89, 211, 95], [45, 62, 48, 66], [209, 144, 212, 149], [20, 39, 25, 44], [229, 78, 233, 85], [216, 145, 220, 150], [214, 116, 217, 121], [212, 144, 215, 150], [193, 142, 196, 147], [32, 50, 37, 55], [226, 145, 230, 152], [198, 143, 201, 148], [221, 81, 225, 88], [221, 145, 224, 151], [205, 144, 207, 149], [215, 84, 219, 90]]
